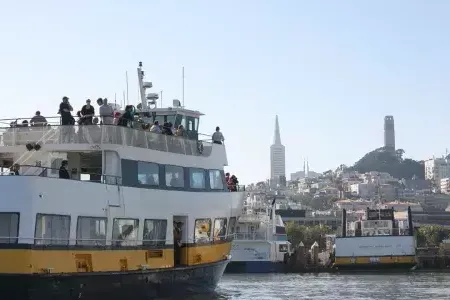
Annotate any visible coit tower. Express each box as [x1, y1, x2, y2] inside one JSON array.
[[384, 115, 395, 151]]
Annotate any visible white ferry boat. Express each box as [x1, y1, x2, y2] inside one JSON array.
[[0, 62, 245, 299], [333, 207, 416, 270], [225, 193, 291, 273]]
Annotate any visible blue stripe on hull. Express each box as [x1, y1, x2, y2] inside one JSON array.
[[225, 261, 286, 273]]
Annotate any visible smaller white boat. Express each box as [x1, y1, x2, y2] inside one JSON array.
[[225, 193, 292, 273]]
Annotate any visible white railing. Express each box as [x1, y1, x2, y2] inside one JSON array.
[[0, 235, 236, 246], [233, 232, 268, 241], [0, 125, 214, 157]]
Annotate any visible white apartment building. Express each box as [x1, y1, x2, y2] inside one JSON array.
[[350, 183, 376, 198], [363, 171, 396, 185], [425, 158, 450, 191], [441, 178, 450, 195], [335, 199, 373, 211], [382, 201, 423, 212]]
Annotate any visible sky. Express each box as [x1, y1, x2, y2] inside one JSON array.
[[1, 0, 450, 184]]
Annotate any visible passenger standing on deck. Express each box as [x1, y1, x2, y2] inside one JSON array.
[[99, 98, 114, 125], [81, 99, 95, 125], [59, 96, 74, 143], [212, 126, 224, 144], [59, 160, 70, 179]]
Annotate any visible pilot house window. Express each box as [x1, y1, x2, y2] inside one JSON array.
[[112, 219, 139, 246], [228, 217, 237, 235], [143, 219, 167, 246], [213, 218, 227, 241], [165, 165, 184, 188], [189, 168, 205, 189], [138, 162, 159, 186], [35, 214, 70, 245], [76, 217, 107, 246], [209, 170, 224, 190], [0, 213, 19, 244], [194, 219, 211, 244]]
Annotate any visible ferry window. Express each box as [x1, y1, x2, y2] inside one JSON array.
[[0, 213, 19, 244], [112, 219, 139, 246], [189, 168, 205, 189], [143, 219, 167, 246], [51, 158, 63, 175], [137, 162, 159, 186], [228, 217, 237, 235], [213, 218, 227, 241], [76, 217, 107, 246], [279, 244, 288, 252], [209, 170, 224, 190], [194, 219, 212, 244], [165, 165, 184, 188], [35, 214, 70, 245]]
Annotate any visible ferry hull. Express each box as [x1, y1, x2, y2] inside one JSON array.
[[0, 259, 229, 300], [225, 261, 286, 273]]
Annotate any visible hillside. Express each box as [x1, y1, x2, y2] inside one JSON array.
[[348, 147, 424, 180]]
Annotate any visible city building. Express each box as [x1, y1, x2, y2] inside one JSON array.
[[384, 115, 395, 151], [441, 178, 450, 195], [270, 115, 286, 186], [424, 158, 450, 190]]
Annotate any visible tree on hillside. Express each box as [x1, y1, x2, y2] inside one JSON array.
[[347, 147, 424, 180], [416, 225, 448, 247]]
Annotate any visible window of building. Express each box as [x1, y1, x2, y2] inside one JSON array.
[[76, 217, 107, 246], [228, 217, 237, 235], [165, 165, 184, 188], [194, 219, 211, 244], [143, 219, 167, 246], [209, 170, 224, 190], [189, 168, 205, 189], [279, 244, 288, 252], [0, 213, 19, 244], [112, 219, 139, 246], [137, 162, 159, 186], [213, 218, 227, 241], [35, 214, 70, 245]]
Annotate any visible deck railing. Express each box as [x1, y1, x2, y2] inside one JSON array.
[[0, 235, 237, 246], [233, 232, 268, 241], [1, 164, 122, 185], [0, 117, 215, 157]]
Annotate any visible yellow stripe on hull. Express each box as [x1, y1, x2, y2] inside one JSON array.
[[0, 242, 231, 274], [334, 256, 416, 265], [181, 242, 231, 266]]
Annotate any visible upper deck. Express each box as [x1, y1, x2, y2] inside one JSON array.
[[0, 118, 215, 157]]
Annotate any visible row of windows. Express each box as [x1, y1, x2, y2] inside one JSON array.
[[0, 213, 237, 245], [122, 159, 226, 191]]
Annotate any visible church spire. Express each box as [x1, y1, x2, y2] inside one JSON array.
[[273, 115, 281, 145]]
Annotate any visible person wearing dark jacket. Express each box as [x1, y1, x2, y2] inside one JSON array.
[[59, 160, 70, 179]]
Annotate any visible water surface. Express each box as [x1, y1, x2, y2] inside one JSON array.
[[211, 273, 450, 300]]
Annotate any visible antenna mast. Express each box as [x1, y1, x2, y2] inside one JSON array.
[[137, 62, 147, 110], [126, 71, 129, 105], [182, 66, 185, 107]]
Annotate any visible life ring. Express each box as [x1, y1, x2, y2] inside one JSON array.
[[197, 141, 204, 154]]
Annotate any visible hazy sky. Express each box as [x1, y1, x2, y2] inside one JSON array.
[[1, 0, 450, 184]]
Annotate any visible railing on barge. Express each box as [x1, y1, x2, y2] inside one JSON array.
[[0, 117, 216, 157]]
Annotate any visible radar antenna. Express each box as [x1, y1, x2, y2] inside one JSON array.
[[137, 62, 159, 111]]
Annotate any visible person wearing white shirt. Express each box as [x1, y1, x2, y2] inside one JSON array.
[[211, 126, 224, 144]]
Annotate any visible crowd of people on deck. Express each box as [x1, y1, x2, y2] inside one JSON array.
[[225, 172, 240, 191], [5, 97, 239, 184], [8, 96, 227, 146]]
